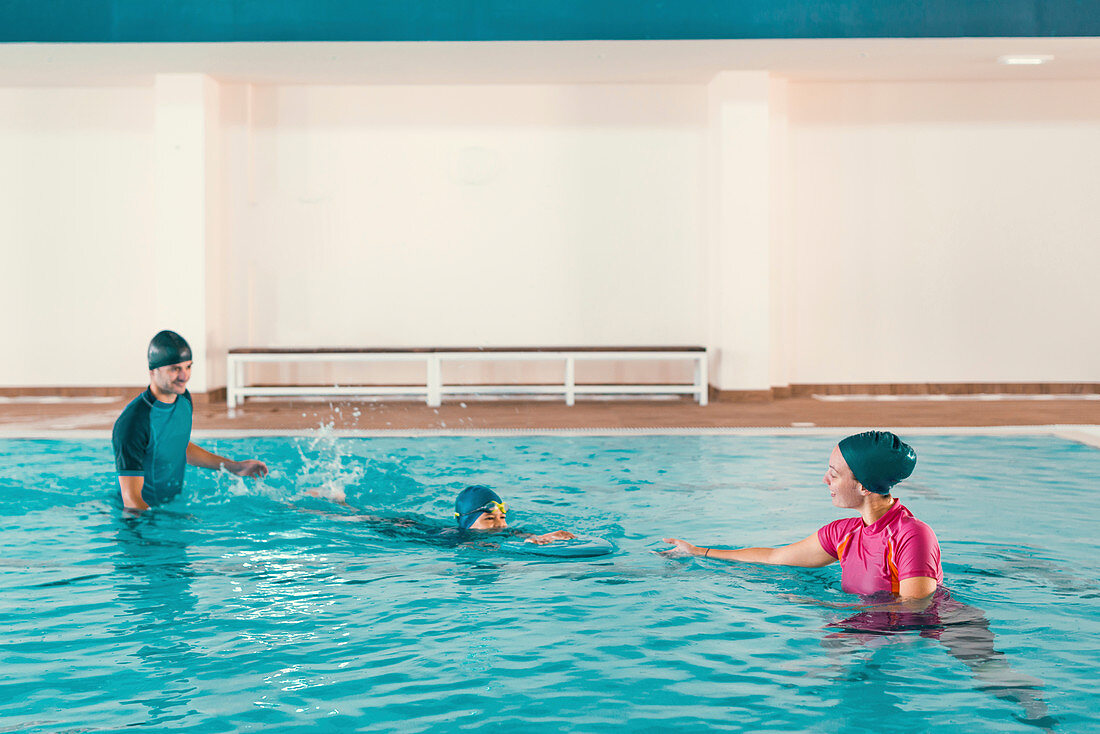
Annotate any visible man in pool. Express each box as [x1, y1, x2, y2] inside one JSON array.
[[112, 330, 269, 510], [454, 485, 577, 544], [662, 431, 941, 609]]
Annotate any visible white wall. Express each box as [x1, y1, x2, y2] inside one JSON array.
[[219, 83, 706, 348], [0, 86, 158, 387], [2, 74, 1098, 392], [216, 83, 707, 386], [786, 80, 1100, 384]]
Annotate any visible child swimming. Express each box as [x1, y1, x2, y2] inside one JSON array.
[[307, 483, 576, 545], [454, 485, 576, 544]]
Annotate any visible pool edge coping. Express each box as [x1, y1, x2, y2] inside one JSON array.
[[2, 424, 1099, 447]]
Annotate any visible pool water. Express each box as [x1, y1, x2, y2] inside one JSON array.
[[2, 432, 1098, 732]]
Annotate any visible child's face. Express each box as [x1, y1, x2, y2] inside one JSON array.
[[469, 507, 508, 530]]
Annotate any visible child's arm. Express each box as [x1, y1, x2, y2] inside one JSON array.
[[524, 530, 576, 545]]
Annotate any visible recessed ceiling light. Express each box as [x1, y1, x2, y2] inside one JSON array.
[[997, 54, 1055, 66]]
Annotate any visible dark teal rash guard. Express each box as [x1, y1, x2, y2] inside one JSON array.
[[112, 388, 193, 505]]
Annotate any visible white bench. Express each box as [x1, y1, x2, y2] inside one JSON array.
[[226, 346, 708, 408]]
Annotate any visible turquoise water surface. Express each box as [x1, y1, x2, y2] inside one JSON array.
[[2, 432, 1098, 732]]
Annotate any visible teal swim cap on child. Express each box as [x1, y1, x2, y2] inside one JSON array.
[[838, 431, 916, 495], [455, 485, 504, 530], [148, 330, 192, 370]]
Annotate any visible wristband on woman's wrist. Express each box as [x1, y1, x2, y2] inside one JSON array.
[[703, 547, 710, 558]]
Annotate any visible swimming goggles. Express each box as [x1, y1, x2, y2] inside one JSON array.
[[455, 500, 508, 519]]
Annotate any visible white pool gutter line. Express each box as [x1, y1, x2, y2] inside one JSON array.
[[2, 424, 1098, 445]]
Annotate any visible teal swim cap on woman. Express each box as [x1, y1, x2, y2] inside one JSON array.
[[838, 431, 916, 495], [455, 485, 504, 530], [148, 330, 192, 370]]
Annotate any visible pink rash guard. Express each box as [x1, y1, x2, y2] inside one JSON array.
[[817, 501, 943, 596]]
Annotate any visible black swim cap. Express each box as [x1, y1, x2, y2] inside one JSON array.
[[838, 431, 916, 495], [148, 330, 192, 370]]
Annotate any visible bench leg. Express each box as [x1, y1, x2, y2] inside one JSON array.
[[565, 356, 575, 406], [696, 354, 709, 406], [427, 355, 442, 407], [227, 356, 238, 410]]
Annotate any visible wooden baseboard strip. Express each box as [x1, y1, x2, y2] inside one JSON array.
[[3, 382, 1097, 405]]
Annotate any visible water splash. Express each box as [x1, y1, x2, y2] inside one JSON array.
[[291, 422, 365, 504]]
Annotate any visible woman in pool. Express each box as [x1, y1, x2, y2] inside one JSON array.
[[663, 430, 942, 608], [455, 484, 576, 545], [663, 431, 1049, 724]]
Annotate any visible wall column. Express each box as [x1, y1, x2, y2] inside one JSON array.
[[705, 71, 788, 395], [152, 74, 220, 393]]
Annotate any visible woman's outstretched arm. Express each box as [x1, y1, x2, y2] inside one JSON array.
[[661, 533, 836, 568]]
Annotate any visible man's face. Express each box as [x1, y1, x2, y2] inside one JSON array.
[[150, 361, 192, 397]]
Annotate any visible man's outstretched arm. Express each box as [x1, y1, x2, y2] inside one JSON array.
[[186, 442, 268, 477]]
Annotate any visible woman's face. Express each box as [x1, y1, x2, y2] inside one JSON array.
[[469, 507, 508, 530], [824, 445, 866, 508]]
